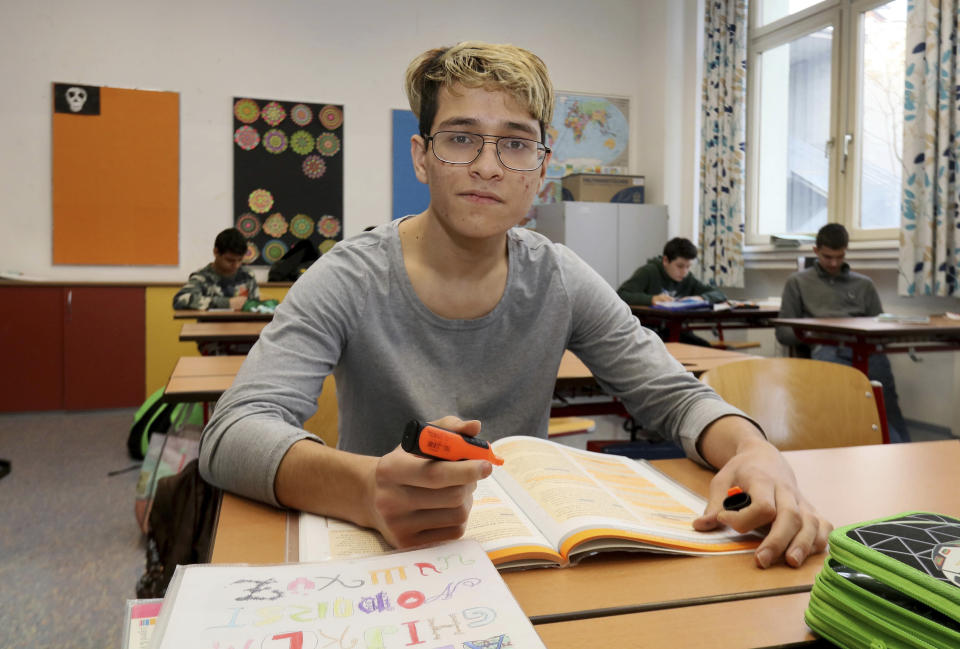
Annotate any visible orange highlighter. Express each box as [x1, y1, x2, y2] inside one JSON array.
[[401, 419, 504, 466]]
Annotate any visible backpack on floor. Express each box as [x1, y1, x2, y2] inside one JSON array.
[[127, 387, 203, 460]]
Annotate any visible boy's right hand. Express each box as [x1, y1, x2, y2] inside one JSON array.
[[228, 296, 247, 310], [368, 416, 492, 548], [652, 294, 674, 305]]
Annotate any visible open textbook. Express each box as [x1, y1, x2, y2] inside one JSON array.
[[301, 436, 761, 570], [148, 539, 545, 649]]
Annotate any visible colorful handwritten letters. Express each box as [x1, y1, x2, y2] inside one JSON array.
[[153, 539, 544, 649]]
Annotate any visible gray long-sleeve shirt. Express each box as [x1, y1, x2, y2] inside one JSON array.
[[775, 262, 883, 347], [199, 221, 755, 507]]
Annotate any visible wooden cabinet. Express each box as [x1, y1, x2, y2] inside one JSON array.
[[0, 285, 145, 412], [0, 286, 65, 411]]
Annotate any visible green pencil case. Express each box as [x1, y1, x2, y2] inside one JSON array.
[[804, 512, 960, 649]]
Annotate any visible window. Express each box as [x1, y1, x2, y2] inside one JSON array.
[[746, 0, 906, 244]]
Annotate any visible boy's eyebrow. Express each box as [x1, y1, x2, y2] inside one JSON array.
[[434, 116, 540, 138]]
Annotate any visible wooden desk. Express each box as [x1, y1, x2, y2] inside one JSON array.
[[178, 321, 267, 344], [162, 356, 246, 403], [552, 346, 753, 418], [771, 315, 960, 374], [665, 341, 759, 376], [173, 309, 273, 322], [632, 305, 779, 343], [557, 344, 752, 382], [535, 592, 826, 649], [210, 440, 960, 646]]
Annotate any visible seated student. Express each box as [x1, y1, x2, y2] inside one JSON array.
[[775, 223, 909, 442], [200, 41, 830, 569], [173, 227, 259, 312], [617, 237, 727, 346]]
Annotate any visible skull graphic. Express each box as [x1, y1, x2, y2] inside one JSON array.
[[65, 87, 87, 112]]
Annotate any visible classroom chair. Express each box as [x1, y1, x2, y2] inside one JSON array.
[[699, 358, 886, 450], [302, 375, 338, 446]]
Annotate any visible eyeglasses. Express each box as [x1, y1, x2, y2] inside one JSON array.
[[425, 131, 550, 171]]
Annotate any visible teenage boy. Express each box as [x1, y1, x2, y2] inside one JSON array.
[[172, 227, 259, 311], [200, 41, 830, 569], [617, 237, 727, 345], [776, 223, 909, 442]]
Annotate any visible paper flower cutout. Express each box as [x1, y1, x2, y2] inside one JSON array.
[[290, 130, 315, 155], [316, 132, 340, 157], [236, 213, 261, 237], [261, 101, 287, 126], [302, 155, 326, 179], [234, 98, 260, 124], [248, 189, 274, 214], [263, 129, 288, 154], [263, 239, 288, 263], [243, 241, 259, 264], [318, 215, 341, 238], [290, 103, 313, 126], [263, 213, 289, 238], [290, 214, 314, 239], [319, 105, 343, 130], [234, 125, 260, 151]]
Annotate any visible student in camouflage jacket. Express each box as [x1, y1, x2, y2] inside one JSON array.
[[173, 228, 259, 311]]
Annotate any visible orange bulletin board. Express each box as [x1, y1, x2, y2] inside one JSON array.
[[53, 85, 179, 265]]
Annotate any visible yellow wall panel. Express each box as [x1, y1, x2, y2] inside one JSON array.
[[146, 286, 200, 398]]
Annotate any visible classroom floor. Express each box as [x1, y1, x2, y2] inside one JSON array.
[[0, 408, 144, 649]]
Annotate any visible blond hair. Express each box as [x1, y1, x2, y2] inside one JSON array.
[[404, 41, 554, 141]]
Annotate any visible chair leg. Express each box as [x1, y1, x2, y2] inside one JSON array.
[[869, 380, 890, 444]]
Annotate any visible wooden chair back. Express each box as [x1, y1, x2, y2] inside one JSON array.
[[699, 358, 883, 450], [302, 375, 338, 446]]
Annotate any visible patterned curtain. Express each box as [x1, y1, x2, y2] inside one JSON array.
[[900, 0, 959, 297], [698, 0, 747, 289]]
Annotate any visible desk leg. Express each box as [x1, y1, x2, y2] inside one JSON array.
[[850, 344, 871, 375], [667, 321, 682, 343]]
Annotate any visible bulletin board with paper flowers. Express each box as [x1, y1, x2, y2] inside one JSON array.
[[233, 97, 343, 266]]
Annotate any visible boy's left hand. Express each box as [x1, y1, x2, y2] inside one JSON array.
[[694, 427, 832, 569]]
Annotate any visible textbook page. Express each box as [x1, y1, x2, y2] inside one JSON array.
[[299, 437, 758, 568], [149, 539, 545, 649], [300, 477, 562, 568], [488, 436, 759, 562]]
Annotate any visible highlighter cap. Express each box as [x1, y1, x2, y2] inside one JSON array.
[[401, 419, 425, 454]]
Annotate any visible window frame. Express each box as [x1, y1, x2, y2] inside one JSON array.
[[745, 0, 902, 247]]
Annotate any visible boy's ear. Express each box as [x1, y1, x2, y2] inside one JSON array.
[[539, 149, 551, 184], [411, 135, 429, 185]]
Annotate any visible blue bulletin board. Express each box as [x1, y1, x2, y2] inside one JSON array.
[[391, 109, 430, 220]]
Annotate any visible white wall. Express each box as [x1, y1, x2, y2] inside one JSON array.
[[0, 0, 701, 283]]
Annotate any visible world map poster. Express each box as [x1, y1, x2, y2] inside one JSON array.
[[531, 91, 630, 212], [232, 97, 344, 266]]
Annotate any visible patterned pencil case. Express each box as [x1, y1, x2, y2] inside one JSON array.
[[805, 512, 960, 649]]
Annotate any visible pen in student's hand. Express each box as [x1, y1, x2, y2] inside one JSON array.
[[401, 419, 504, 465]]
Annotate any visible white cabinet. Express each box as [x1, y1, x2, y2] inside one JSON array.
[[533, 202, 668, 289]]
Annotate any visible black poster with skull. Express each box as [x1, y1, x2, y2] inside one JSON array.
[[232, 97, 344, 267], [53, 83, 100, 115]]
